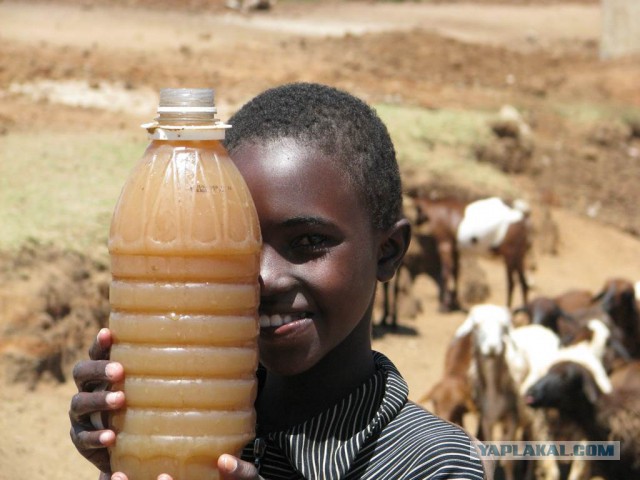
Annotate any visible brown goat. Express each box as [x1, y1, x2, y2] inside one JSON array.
[[419, 329, 474, 426], [407, 193, 531, 312], [514, 289, 593, 341], [472, 331, 521, 480], [378, 233, 441, 328], [527, 360, 640, 479], [610, 360, 640, 391], [593, 277, 640, 359]]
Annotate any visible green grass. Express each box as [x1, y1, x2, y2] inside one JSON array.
[[0, 131, 146, 253], [552, 101, 640, 126], [376, 103, 493, 157], [376, 103, 518, 197]]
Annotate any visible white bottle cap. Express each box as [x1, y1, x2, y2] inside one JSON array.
[[157, 88, 217, 115]]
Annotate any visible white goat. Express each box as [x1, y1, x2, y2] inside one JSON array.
[[459, 305, 574, 480], [458, 304, 529, 480], [506, 324, 561, 395], [530, 318, 613, 395], [457, 305, 562, 395]]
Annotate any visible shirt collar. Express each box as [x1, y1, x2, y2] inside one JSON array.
[[264, 351, 408, 478]]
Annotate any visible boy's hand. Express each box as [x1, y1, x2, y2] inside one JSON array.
[[71, 330, 262, 480], [69, 328, 125, 474], [218, 454, 264, 479], [108, 455, 263, 480]]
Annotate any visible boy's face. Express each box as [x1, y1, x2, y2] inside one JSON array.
[[231, 138, 381, 377]]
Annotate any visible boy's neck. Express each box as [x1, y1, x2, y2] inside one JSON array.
[[257, 322, 376, 432]]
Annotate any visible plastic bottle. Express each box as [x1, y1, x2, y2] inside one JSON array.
[[107, 88, 261, 480]]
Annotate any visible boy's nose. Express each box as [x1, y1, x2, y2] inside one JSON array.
[[259, 244, 296, 295]]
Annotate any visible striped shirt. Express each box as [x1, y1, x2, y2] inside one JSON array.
[[241, 351, 486, 479]]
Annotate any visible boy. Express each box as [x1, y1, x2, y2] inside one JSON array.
[[70, 82, 487, 479]]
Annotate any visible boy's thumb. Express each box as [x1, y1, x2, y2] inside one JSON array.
[[218, 454, 263, 479]]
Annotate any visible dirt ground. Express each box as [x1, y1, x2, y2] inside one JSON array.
[[0, 1, 639, 479]]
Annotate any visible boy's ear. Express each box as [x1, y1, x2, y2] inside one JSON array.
[[377, 218, 411, 283]]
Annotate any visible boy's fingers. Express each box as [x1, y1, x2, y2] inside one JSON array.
[[89, 328, 113, 360], [70, 426, 115, 449], [73, 361, 123, 392], [69, 390, 125, 424], [111, 473, 171, 480], [69, 426, 114, 472], [218, 455, 264, 480]]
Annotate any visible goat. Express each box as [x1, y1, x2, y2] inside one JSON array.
[[461, 305, 578, 480], [520, 318, 620, 399], [506, 324, 561, 396], [518, 286, 633, 372], [593, 277, 640, 359], [407, 193, 531, 312], [514, 289, 593, 335], [502, 324, 570, 480], [610, 360, 640, 391], [526, 359, 640, 479], [521, 324, 618, 480], [565, 316, 632, 373], [378, 233, 440, 329], [419, 326, 474, 427], [537, 280, 639, 372], [225, 0, 274, 12], [405, 194, 464, 312], [460, 304, 531, 480]]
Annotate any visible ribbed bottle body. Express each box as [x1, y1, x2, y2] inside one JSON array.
[[108, 139, 261, 480]]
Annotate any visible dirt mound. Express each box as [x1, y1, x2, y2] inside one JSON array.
[[0, 241, 110, 389]]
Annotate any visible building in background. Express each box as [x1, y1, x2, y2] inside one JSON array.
[[601, 0, 640, 59]]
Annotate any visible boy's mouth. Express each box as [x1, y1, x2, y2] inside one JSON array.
[[259, 312, 311, 328]]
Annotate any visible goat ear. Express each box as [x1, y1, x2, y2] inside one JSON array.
[[594, 281, 616, 309], [581, 370, 601, 404], [610, 337, 632, 361], [377, 218, 411, 283], [454, 315, 475, 338]]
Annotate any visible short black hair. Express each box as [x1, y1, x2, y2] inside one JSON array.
[[224, 82, 403, 231]]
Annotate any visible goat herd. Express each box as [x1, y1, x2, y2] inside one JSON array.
[[379, 192, 531, 327], [379, 193, 640, 480]]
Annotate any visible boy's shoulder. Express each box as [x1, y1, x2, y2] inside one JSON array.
[[373, 401, 485, 479], [390, 400, 476, 446], [360, 352, 486, 478]]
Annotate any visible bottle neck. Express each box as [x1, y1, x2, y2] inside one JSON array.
[[144, 89, 229, 140], [155, 111, 217, 127], [143, 112, 230, 141]]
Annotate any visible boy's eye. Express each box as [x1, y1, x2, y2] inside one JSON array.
[[292, 234, 327, 249]]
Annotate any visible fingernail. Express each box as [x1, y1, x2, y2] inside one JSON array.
[[97, 328, 109, 343], [105, 363, 118, 379], [112, 473, 126, 480], [158, 475, 173, 480], [106, 392, 123, 407], [99, 430, 114, 445], [222, 455, 238, 472]]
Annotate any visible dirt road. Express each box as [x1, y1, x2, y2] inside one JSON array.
[[1, 1, 600, 46]]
